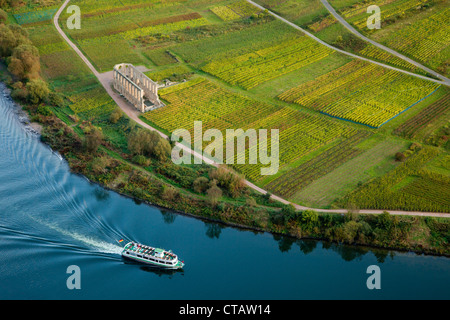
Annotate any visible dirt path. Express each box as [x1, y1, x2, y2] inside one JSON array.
[[54, 0, 448, 218]]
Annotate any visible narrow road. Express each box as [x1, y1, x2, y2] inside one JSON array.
[[319, 0, 450, 85], [54, 0, 449, 217], [246, 0, 449, 86]]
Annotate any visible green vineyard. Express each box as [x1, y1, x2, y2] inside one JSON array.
[[265, 131, 372, 199], [202, 37, 333, 89], [145, 77, 356, 181], [278, 61, 441, 128], [394, 93, 450, 139]]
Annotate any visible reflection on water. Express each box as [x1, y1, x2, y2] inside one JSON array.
[[122, 259, 185, 278], [161, 210, 177, 224], [93, 187, 111, 202]]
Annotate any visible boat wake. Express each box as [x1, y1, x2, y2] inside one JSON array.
[[0, 87, 126, 260]]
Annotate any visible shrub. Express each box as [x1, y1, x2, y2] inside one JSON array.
[[91, 156, 110, 174], [26, 79, 49, 104], [8, 44, 40, 80], [109, 109, 123, 124], [209, 165, 246, 198], [161, 185, 178, 201], [36, 105, 52, 116], [132, 154, 150, 166], [395, 152, 406, 162], [83, 126, 103, 153], [206, 180, 222, 206], [48, 92, 64, 107], [300, 210, 319, 230], [193, 176, 209, 193]]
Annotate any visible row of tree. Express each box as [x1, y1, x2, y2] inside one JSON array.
[[0, 14, 65, 107]]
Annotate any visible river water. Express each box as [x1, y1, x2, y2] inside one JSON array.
[[0, 85, 448, 300]]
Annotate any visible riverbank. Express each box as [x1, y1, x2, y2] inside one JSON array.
[[0, 67, 448, 257]]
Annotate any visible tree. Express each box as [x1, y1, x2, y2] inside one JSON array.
[[8, 44, 40, 80], [26, 79, 49, 104], [281, 204, 297, 221], [128, 129, 171, 161], [300, 210, 319, 231], [91, 156, 110, 174], [209, 165, 246, 197], [0, 9, 7, 24], [152, 137, 171, 161], [206, 180, 222, 206], [48, 92, 64, 107], [0, 24, 30, 57], [161, 185, 178, 201], [109, 109, 122, 124], [84, 126, 103, 153], [395, 152, 406, 162], [193, 176, 209, 193]]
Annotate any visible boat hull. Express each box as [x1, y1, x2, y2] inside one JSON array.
[[122, 252, 184, 269]]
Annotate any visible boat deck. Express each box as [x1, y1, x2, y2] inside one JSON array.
[[124, 242, 176, 261]]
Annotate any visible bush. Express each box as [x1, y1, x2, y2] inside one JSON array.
[[161, 185, 178, 201], [26, 79, 49, 104], [91, 156, 110, 174], [83, 126, 103, 153], [132, 154, 150, 166], [48, 92, 64, 107], [193, 176, 209, 193], [8, 44, 40, 80], [206, 180, 222, 206], [395, 152, 406, 162], [10, 81, 28, 101], [209, 165, 246, 198], [409, 142, 422, 152], [36, 105, 52, 116], [109, 109, 123, 124], [300, 210, 319, 230]]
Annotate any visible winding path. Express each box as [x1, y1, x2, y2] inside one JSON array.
[[53, 0, 449, 217], [319, 0, 450, 85], [246, 0, 449, 86]]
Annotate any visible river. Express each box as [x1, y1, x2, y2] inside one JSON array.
[[0, 84, 448, 300]]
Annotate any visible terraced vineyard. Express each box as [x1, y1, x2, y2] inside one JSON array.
[[339, 0, 426, 30], [331, 0, 450, 75], [211, 5, 242, 21], [211, 0, 262, 21], [17, 0, 449, 212], [202, 37, 334, 89], [393, 93, 450, 139], [265, 131, 372, 199], [144, 77, 356, 181], [278, 60, 441, 128], [68, 86, 117, 118], [381, 7, 450, 72], [340, 147, 450, 212]]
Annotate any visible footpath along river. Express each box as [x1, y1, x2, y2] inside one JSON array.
[[0, 84, 449, 299]]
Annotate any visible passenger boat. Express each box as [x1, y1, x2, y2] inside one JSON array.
[[121, 242, 185, 269]]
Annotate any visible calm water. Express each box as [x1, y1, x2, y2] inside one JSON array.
[[0, 85, 449, 300]]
